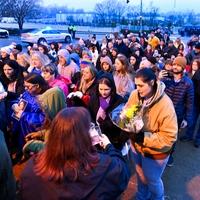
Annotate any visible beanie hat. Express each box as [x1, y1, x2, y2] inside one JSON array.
[[100, 56, 112, 67], [80, 58, 93, 69], [1, 47, 11, 55], [173, 56, 187, 69], [58, 49, 71, 65], [14, 44, 22, 52]]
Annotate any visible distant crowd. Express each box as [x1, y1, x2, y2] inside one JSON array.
[[0, 27, 200, 199]]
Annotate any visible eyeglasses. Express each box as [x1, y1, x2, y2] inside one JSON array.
[[24, 84, 38, 90], [42, 69, 51, 73]]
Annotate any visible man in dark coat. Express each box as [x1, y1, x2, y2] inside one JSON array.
[[163, 40, 178, 59], [114, 36, 130, 58], [186, 42, 200, 65], [160, 56, 194, 166]]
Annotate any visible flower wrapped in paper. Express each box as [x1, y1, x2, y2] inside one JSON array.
[[110, 103, 144, 134]]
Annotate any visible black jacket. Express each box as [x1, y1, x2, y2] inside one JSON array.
[[88, 92, 128, 150], [192, 69, 200, 113], [19, 144, 130, 200]]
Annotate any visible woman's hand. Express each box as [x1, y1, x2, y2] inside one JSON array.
[[180, 119, 187, 129], [158, 70, 168, 80], [25, 131, 42, 142], [0, 92, 7, 100], [99, 134, 111, 149]]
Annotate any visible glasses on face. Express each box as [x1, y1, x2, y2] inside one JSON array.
[[42, 69, 51, 73], [24, 84, 38, 90]]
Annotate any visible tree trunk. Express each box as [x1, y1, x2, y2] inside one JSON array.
[[18, 18, 24, 34]]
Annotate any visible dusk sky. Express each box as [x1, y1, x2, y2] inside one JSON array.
[[43, 0, 199, 13]]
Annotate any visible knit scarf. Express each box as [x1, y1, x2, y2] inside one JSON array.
[[96, 96, 110, 121]]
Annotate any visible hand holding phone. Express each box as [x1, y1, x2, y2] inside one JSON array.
[[89, 123, 101, 146], [99, 134, 111, 149]]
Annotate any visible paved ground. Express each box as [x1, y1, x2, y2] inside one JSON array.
[[121, 140, 200, 200], [121, 127, 200, 200]]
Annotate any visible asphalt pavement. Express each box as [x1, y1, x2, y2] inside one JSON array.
[[122, 128, 200, 200]]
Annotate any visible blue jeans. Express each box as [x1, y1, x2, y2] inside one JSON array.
[[131, 146, 169, 200], [185, 106, 200, 141]]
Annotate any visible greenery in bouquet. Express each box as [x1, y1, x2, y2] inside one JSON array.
[[118, 104, 143, 133]]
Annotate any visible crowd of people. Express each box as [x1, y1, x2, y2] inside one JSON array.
[[0, 27, 200, 199]]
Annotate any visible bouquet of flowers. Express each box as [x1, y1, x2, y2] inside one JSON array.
[[110, 103, 144, 134]]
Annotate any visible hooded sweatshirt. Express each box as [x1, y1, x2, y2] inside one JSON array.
[[37, 87, 67, 141], [125, 81, 178, 158], [22, 87, 67, 155]]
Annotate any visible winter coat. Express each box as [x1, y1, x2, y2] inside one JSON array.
[[125, 81, 178, 159], [162, 75, 194, 126], [48, 78, 69, 97], [19, 144, 130, 200], [148, 36, 160, 50], [192, 69, 200, 114], [114, 42, 130, 58], [163, 45, 178, 59], [57, 61, 79, 81], [88, 92, 128, 149], [12, 91, 45, 149], [186, 50, 200, 65]]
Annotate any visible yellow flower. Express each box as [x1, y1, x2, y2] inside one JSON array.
[[124, 105, 139, 119]]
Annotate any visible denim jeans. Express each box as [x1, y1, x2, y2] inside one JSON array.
[[131, 146, 169, 200], [185, 106, 200, 141]]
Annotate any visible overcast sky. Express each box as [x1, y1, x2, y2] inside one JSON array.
[[43, 0, 199, 13]]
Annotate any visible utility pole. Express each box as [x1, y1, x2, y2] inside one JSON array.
[[139, 0, 143, 34], [173, 0, 176, 9], [172, 0, 176, 33]]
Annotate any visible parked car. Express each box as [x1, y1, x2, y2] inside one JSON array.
[[0, 29, 9, 38], [21, 28, 72, 44]]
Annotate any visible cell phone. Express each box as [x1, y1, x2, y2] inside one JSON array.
[[89, 123, 100, 146], [95, 125, 102, 136], [166, 71, 174, 78], [96, 121, 102, 135]]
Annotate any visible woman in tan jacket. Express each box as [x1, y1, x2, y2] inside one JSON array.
[[125, 68, 178, 200]]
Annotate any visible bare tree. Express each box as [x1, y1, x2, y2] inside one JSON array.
[[146, 1, 159, 27], [94, 0, 127, 25], [0, 0, 40, 31]]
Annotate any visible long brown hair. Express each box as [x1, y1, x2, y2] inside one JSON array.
[[115, 54, 130, 75], [191, 59, 200, 72], [34, 107, 99, 182]]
